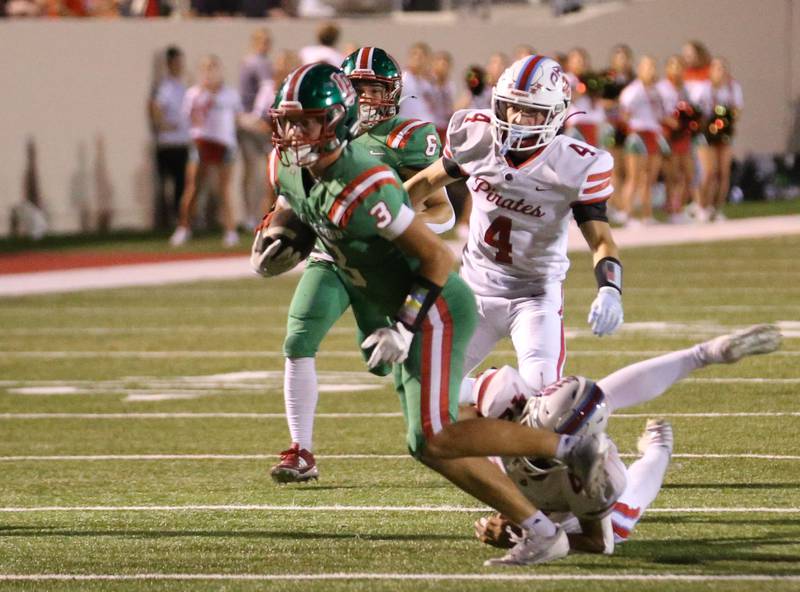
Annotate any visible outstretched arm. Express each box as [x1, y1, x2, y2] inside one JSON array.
[[579, 219, 623, 337], [399, 166, 455, 233], [403, 158, 460, 211]]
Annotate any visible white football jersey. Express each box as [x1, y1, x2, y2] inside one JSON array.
[[503, 444, 627, 520], [444, 109, 614, 297]]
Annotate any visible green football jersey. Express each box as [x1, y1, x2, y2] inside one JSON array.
[[271, 142, 422, 314], [354, 116, 441, 173]]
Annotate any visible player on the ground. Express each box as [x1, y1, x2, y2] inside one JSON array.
[[265, 47, 453, 484], [467, 324, 781, 559], [252, 62, 613, 566], [405, 55, 623, 398]]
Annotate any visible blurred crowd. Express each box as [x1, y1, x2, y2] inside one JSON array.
[[147, 23, 742, 245]]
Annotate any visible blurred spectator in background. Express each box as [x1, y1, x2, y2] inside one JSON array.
[[619, 55, 668, 226], [238, 28, 273, 230], [248, 48, 300, 214], [250, 48, 300, 126], [485, 51, 509, 88], [399, 42, 435, 122], [454, 64, 489, 111], [428, 50, 455, 139], [149, 45, 190, 230], [512, 43, 536, 61], [564, 47, 607, 148], [455, 52, 506, 111], [657, 55, 698, 223], [601, 43, 635, 222], [171, 55, 243, 248], [4, 0, 43, 16], [682, 40, 711, 104], [696, 57, 742, 222], [299, 21, 343, 66], [191, 0, 239, 16]]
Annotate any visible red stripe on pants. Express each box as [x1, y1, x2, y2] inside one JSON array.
[[435, 299, 453, 430]]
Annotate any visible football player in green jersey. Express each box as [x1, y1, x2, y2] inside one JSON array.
[[252, 63, 612, 566], [265, 47, 454, 484]]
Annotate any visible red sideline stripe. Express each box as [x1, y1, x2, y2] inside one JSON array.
[[587, 170, 612, 182], [421, 315, 435, 439], [387, 119, 421, 146], [339, 177, 399, 227], [398, 122, 427, 149], [613, 502, 642, 519], [583, 178, 612, 195], [329, 165, 388, 220], [612, 522, 631, 540], [436, 298, 453, 430]]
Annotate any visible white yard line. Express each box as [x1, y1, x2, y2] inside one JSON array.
[[1, 504, 799, 514], [0, 573, 798, 583], [1, 452, 798, 461], [2, 411, 799, 420]]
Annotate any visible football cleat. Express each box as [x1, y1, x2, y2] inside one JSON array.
[[484, 525, 569, 566], [699, 324, 782, 364], [564, 432, 610, 501], [270, 443, 319, 484], [637, 418, 674, 457]]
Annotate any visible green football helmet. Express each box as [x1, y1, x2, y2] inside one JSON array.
[[341, 47, 402, 131], [270, 63, 360, 167]]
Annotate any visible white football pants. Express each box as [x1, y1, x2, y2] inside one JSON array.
[[461, 282, 565, 399]]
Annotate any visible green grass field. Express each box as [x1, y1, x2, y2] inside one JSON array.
[[1, 235, 799, 591]]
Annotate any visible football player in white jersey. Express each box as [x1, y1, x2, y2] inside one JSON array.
[[405, 55, 623, 396], [467, 324, 781, 560]]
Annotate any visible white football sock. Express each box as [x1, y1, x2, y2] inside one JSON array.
[[284, 357, 319, 451], [617, 443, 670, 516], [597, 346, 705, 413], [520, 510, 557, 537]]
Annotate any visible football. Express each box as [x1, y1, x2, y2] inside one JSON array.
[[263, 208, 317, 261]]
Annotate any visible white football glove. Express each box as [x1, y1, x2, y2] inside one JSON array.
[[360, 322, 415, 369], [588, 286, 623, 337], [250, 232, 302, 277]]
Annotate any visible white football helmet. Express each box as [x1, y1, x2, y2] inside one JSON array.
[[491, 55, 571, 155], [518, 375, 609, 474]]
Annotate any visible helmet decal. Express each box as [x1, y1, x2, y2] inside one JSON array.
[[282, 63, 317, 104], [515, 54, 547, 91], [356, 46, 375, 71]]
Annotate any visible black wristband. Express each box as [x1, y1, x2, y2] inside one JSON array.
[[442, 157, 468, 179], [396, 275, 444, 332], [594, 257, 623, 293]]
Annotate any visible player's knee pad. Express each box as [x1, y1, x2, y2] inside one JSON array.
[[282, 330, 321, 359]]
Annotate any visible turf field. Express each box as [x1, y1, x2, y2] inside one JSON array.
[[1, 235, 799, 591]]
